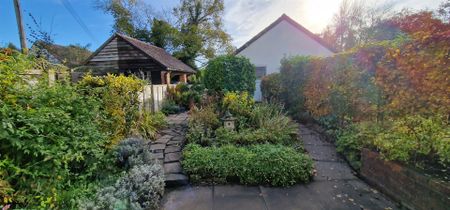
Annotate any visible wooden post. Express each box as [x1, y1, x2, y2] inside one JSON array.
[[161, 71, 166, 84], [13, 0, 28, 54], [165, 71, 171, 85], [48, 69, 55, 86], [181, 73, 188, 83]]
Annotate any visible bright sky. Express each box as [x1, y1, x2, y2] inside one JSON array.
[[0, 0, 443, 51]]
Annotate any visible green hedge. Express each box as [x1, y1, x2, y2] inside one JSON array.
[[203, 55, 256, 93], [214, 127, 296, 146], [182, 144, 313, 186]]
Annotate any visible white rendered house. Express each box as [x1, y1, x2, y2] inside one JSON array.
[[236, 14, 335, 101]]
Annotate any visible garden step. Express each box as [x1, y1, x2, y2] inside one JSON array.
[[155, 135, 173, 144], [150, 143, 166, 152], [153, 152, 164, 160], [164, 152, 182, 163], [167, 140, 183, 146], [165, 146, 182, 153], [164, 162, 183, 174], [149, 112, 189, 188], [165, 173, 189, 187]]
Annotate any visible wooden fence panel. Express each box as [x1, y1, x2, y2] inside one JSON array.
[[139, 84, 175, 112]]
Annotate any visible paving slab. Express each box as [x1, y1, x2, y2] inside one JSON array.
[[305, 180, 397, 210], [304, 144, 343, 162], [164, 162, 183, 174], [260, 185, 327, 210], [150, 143, 166, 152], [166, 141, 183, 146], [155, 135, 172, 144], [314, 161, 357, 181], [213, 185, 267, 210], [164, 152, 182, 163], [165, 146, 182, 153], [161, 186, 213, 210], [153, 152, 164, 160], [302, 134, 333, 146], [171, 135, 186, 142]]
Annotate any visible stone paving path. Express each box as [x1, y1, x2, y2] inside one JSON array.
[[161, 122, 400, 210], [151, 112, 189, 186]]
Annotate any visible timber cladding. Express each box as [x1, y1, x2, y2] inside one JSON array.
[[83, 33, 195, 84], [86, 36, 165, 73], [360, 148, 450, 210]]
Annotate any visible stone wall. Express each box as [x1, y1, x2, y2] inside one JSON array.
[[360, 148, 450, 210]]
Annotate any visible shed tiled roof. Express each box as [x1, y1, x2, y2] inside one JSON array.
[[86, 33, 196, 73], [116, 34, 196, 73]]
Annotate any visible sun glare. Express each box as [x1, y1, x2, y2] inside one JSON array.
[[302, 0, 343, 33]]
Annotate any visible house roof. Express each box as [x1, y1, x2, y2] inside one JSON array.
[[87, 33, 196, 73], [235, 14, 337, 54]]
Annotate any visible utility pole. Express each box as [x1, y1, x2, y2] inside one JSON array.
[[13, 0, 28, 54]]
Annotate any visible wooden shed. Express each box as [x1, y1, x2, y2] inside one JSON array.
[[84, 33, 196, 84]]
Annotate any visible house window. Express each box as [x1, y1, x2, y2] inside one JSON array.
[[255, 66, 267, 79]]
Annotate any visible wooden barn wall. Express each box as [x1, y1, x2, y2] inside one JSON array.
[[86, 37, 165, 73]]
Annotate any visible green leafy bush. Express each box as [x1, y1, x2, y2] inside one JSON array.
[[186, 105, 221, 146], [0, 50, 168, 208], [214, 103, 298, 146], [336, 115, 449, 170], [249, 103, 297, 131], [138, 111, 167, 140], [189, 105, 221, 130], [336, 122, 382, 170], [203, 55, 256, 93], [186, 124, 215, 146], [77, 74, 145, 145], [374, 115, 449, 166], [277, 56, 312, 119], [182, 144, 314, 186], [0, 84, 113, 208], [0, 49, 28, 103], [222, 91, 254, 118], [261, 73, 283, 103], [161, 99, 182, 115], [215, 127, 295, 146]]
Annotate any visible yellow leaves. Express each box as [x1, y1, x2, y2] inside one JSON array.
[[78, 74, 145, 146]]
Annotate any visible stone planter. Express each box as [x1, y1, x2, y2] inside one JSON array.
[[360, 148, 450, 210]]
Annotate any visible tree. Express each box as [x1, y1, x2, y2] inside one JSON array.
[[1, 43, 19, 51], [96, 0, 234, 69], [437, 0, 450, 23], [203, 55, 255, 93], [27, 13, 54, 46], [172, 0, 233, 68], [321, 0, 394, 51], [149, 18, 178, 50], [96, 0, 155, 42]]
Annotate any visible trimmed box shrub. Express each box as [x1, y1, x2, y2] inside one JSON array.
[[182, 144, 314, 186]]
